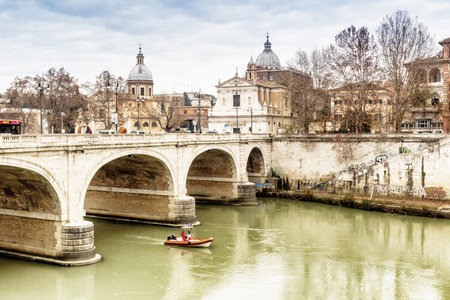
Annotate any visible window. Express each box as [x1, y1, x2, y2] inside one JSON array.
[[149, 88, 152, 96], [432, 94, 439, 105], [140, 87, 145, 96], [184, 110, 187, 114], [430, 68, 440, 82], [132, 87, 136, 95], [143, 122, 149, 127], [233, 95, 240, 107], [416, 119, 430, 128], [151, 122, 157, 127]]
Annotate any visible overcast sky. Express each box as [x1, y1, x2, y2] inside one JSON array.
[[0, 0, 448, 96]]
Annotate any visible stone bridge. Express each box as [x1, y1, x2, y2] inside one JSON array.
[[0, 133, 272, 265]]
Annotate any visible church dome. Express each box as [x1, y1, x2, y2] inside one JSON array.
[[255, 34, 281, 70], [128, 47, 153, 81]]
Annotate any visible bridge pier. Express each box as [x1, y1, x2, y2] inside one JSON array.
[[237, 182, 258, 205], [60, 221, 101, 265], [0, 218, 101, 266]]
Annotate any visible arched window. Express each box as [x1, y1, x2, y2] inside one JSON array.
[[430, 68, 441, 82], [152, 122, 158, 127], [143, 122, 149, 127], [432, 93, 440, 106], [134, 121, 139, 127]]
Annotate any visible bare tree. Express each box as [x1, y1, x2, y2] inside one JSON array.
[[287, 48, 330, 133], [377, 10, 436, 132], [82, 71, 128, 131], [326, 25, 381, 133], [6, 68, 82, 133], [5, 76, 40, 133], [152, 95, 182, 132], [37, 68, 83, 133]]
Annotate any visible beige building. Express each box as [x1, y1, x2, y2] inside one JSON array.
[[400, 37, 450, 133], [209, 35, 299, 134]]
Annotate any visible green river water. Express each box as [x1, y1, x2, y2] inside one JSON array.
[[0, 197, 449, 300]]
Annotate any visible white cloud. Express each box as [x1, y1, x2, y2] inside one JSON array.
[[0, 0, 448, 96]]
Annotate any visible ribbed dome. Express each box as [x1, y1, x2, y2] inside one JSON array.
[[128, 64, 153, 81], [128, 47, 153, 81], [255, 34, 281, 70]]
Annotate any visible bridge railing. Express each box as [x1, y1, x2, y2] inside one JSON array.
[[0, 133, 272, 147]]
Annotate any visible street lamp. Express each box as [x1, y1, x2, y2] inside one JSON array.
[[247, 106, 253, 133], [38, 80, 48, 134], [115, 79, 119, 133], [136, 97, 145, 130], [233, 83, 240, 133], [197, 89, 201, 133]]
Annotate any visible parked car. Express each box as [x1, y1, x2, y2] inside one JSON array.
[[98, 130, 116, 134], [129, 130, 147, 134]]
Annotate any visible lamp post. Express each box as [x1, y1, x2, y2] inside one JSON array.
[[197, 89, 201, 133], [115, 79, 119, 133], [247, 106, 253, 133], [38, 80, 48, 134], [106, 74, 111, 129], [61, 112, 65, 133], [136, 97, 144, 130], [233, 83, 240, 133]]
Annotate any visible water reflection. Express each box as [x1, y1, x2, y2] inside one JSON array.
[[0, 198, 448, 299]]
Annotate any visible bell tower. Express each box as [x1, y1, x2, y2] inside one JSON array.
[[246, 56, 256, 81]]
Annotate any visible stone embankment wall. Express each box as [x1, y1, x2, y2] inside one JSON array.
[[270, 134, 450, 200]]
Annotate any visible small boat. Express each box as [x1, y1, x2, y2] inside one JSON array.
[[164, 225, 214, 248]]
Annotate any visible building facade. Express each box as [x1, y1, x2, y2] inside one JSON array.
[[209, 35, 296, 134], [401, 37, 450, 133]]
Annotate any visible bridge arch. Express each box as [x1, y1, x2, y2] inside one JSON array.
[[184, 145, 239, 204], [0, 157, 64, 215], [0, 158, 95, 264], [246, 145, 267, 188], [81, 149, 181, 223]]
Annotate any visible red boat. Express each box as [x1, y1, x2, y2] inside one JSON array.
[[164, 225, 214, 248]]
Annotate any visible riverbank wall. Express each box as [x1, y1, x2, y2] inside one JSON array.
[[258, 189, 450, 219], [268, 134, 450, 201]]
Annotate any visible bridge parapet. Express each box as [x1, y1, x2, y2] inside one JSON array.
[[0, 133, 272, 148]]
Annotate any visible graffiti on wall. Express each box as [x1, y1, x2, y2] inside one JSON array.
[[356, 184, 448, 199], [424, 187, 447, 198]]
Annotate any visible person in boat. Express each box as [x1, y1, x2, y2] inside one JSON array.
[[187, 231, 192, 240], [181, 230, 186, 241]]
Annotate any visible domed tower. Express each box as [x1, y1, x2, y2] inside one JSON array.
[[255, 34, 281, 70], [246, 56, 256, 81], [127, 46, 154, 98]]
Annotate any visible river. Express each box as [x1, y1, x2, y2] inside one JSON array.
[[0, 197, 449, 299]]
